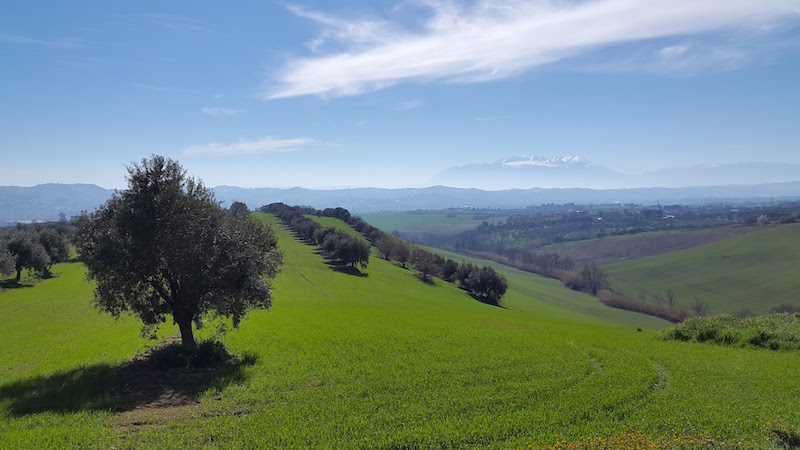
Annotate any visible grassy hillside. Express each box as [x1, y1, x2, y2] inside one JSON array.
[[1, 213, 799, 448], [605, 223, 800, 315], [307, 215, 367, 239], [539, 226, 756, 266]]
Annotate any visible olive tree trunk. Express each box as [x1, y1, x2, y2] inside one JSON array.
[[176, 313, 196, 348]]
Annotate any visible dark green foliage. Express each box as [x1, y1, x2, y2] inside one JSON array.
[[263, 203, 370, 271], [265, 203, 508, 303], [228, 201, 250, 218], [662, 313, 800, 351], [441, 259, 459, 282], [320, 207, 351, 223], [75, 156, 283, 347], [455, 262, 476, 285], [313, 227, 336, 246], [147, 339, 233, 370], [462, 266, 508, 304], [0, 234, 17, 276], [321, 231, 344, 253], [7, 230, 51, 282], [36, 228, 70, 275], [393, 239, 411, 268], [411, 247, 440, 281], [773, 304, 800, 314], [0, 223, 71, 281], [333, 235, 370, 269]]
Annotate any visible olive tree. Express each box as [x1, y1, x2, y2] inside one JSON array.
[[0, 234, 15, 277], [36, 227, 70, 276], [75, 156, 283, 347], [7, 230, 50, 282]]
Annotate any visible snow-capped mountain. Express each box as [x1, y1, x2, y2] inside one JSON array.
[[429, 157, 800, 190], [430, 155, 619, 190], [497, 155, 592, 168]]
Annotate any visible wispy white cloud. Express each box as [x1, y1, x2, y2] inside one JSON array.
[[183, 137, 318, 156], [200, 106, 242, 117], [648, 42, 749, 74], [658, 45, 690, 60], [267, 0, 800, 99], [0, 33, 83, 49]]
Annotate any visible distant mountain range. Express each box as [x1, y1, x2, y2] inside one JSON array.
[[430, 156, 800, 190], [3, 181, 800, 224], [0, 184, 113, 224]]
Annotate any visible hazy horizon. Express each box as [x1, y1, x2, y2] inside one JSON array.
[[2, 1, 800, 190], [4, 156, 800, 191]]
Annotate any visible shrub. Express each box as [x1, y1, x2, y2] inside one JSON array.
[[148, 339, 232, 369], [772, 304, 800, 314], [662, 313, 800, 351], [581, 262, 609, 295], [597, 290, 687, 323], [555, 270, 584, 291]]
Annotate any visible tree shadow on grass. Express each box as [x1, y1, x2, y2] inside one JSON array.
[[468, 292, 507, 309], [323, 260, 368, 277], [331, 265, 369, 277], [0, 342, 257, 417], [414, 273, 438, 286], [0, 279, 36, 290]]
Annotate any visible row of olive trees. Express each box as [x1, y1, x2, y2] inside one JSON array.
[[0, 225, 71, 281], [263, 203, 370, 270], [375, 234, 508, 304], [264, 203, 509, 304]]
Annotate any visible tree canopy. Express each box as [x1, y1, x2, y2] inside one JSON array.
[[0, 236, 15, 277], [75, 155, 283, 347], [1, 226, 69, 282]]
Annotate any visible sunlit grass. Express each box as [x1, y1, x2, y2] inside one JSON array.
[[0, 213, 798, 448], [606, 223, 800, 314]]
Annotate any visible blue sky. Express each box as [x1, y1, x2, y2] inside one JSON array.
[[1, 0, 800, 189]]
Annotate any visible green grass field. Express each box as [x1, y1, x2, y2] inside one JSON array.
[[539, 226, 757, 266], [1, 214, 799, 448], [605, 223, 800, 315]]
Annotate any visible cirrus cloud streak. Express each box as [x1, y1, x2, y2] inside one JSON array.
[[184, 137, 318, 156], [266, 0, 800, 99]]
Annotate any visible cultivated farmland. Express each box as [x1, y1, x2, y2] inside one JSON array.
[[605, 223, 800, 315], [0, 214, 798, 448]]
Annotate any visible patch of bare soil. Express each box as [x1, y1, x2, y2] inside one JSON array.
[[107, 337, 252, 413]]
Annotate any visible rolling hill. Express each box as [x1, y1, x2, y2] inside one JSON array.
[[605, 223, 800, 315], [1, 214, 798, 448]]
